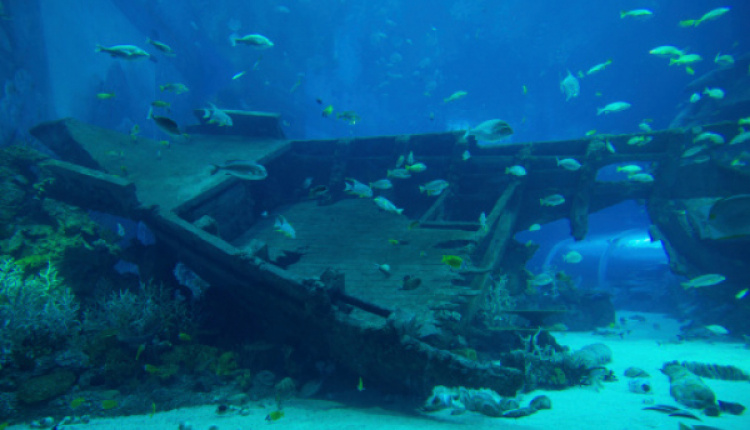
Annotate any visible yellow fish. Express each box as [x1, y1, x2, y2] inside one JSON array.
[[441, 255, 463, 269], [357, 377, 365, 392], [388, 239, 399, 245], [686, 66, 695, 75], [265, 410, 284, 421], [585, 129, 597, 136], [736, 288, 748, 300], [97, 92, 116, 100], [70, 397, 86, 409], [102, 399, 118, 410], [135, 343, 145, 361], [443, 90, 468, 103]]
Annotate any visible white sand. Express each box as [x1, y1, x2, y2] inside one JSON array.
[[8, 312, 749, 430]]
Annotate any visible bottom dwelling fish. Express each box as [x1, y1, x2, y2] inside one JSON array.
[[210, 160, 268, 180]]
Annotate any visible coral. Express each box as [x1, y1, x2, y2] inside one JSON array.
[[0, 257, 80, 367]]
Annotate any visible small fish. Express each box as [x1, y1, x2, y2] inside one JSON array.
[[203, 103, 233, 126], [690, 92, 701, 103], [388, 239, 400, 245], [441, 255, 464, 269], [70, 397, 86, 409], [597, 101, 631, 115], [159, 82, 189, 94], [308, 185, 329, 198], [522, 85, 528, 94], [530, 273, 554, 286], [395, 155, 405, 168], [96, 44, 151, 60], [638, 120, 653, 132], [681, 273, 726, 288], [715, 53, 735, 67], [464, 119, 514, 142], [290, 75, 303, 92], [479, 212, 487, 232], [563, 251, 583, 263], [679, 19, 697, 28], [629, 173, 654, 183], [681, 145, 706, 158], [101, 399, 118, 410], [210, 160, 268, 180], [670, 54, 702, 66], [373, 196, 403, 215], [617, 165, 643, 174], [540, 194, 565, 206], [150, 402, 156, 418], [560, 70, 580, 101], [149, 112, 184, 136], [557, 158, 582, 171], [97, 92, 116, 100], [620, 9, 653, 19], [703, 87, 725, 99], [729, 128, 750, 145], [585, 130, 597, 136], [357, 377, 365, 391], [230, 33, 274, 48], [736, 288, 748, 300], [302, 177, 313, 189], [150, 100, 171, 111], [116, 223, 126, 237], [322, 105, 334, 117], [265, 410, 285, 421], [649, 46, 685, 58], [506, 165, 527, 176], [528, 223, 541, 231], [685, 66, 695, 75], [178, 332, 192, 342], [344, 178, 373, 198], [146, 38, 175, 56], [628, 136, 653, 147], [369, 179, 393, 190], [387, 168, 411, 179], [444, 90, 468, 103], [695, 7, 730, 26], [135, 343, 145, 361], [130, 124, 140, 139], [419, 179, 449, 196], [406, 162, 427, 173], [739, 117, 750, 126], [586, 59, 612, 75], [274, 215, 296, 239], [374, 263, 391, 274], [606, 140, 616, 153], [462, 150, 471, 161], [407, 151, 415, 165], [336, 110, 361, 125], [705, 324, 729, 335]]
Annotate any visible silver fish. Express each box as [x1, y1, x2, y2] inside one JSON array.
[[210, 160, 268, 180]]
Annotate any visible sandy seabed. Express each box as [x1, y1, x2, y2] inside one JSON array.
[[7, 312, 750, 430]]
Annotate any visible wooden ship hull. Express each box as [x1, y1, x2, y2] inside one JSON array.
[[29, 113, 750, 396]]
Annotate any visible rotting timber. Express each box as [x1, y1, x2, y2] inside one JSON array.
[[29, 114, 750, 396]]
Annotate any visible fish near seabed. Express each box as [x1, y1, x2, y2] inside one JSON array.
[[560, 70, 580, 101], [681, 274, 726, 289], [95, 44, 152, 61], [210, 160, 268, 180], [203, 103, 234, 127], [230, 33, 274, 48], [463, 119, 513, 142]]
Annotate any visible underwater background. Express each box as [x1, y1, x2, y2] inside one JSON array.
[[1, 0, 750, 429]]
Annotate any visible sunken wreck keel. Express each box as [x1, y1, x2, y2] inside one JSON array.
[[29, 113, 750, 396]]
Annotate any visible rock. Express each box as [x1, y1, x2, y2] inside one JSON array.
[[624, 367, 650, 378], [502, 407, 537, 418], [17, 370, 76, 404], [718, 400, 746, 415], [529, 395, 552, 410], [661, 363, 716, 409]]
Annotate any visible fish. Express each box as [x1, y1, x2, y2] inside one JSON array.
[[178, 332, 192, 341], [374, 263, 391, 274], [101, 399, 118, 410], [344, 179, 373, 198], [232, 71, 247, 80], [462, 150, 471, 161], [563, 251, 583, 263], [715, 53, 735, 67], [557, 158, 582, 171], [441, 255, 464, 269], [506, 165, 527, 176], [159, 82, 189, 94], [336, 111, 361, 125], [463, 119, 514, 142], [203, 103, 233, 127], [670, 54, 702, 66], [530, 273, 554, 286], [639, 121, 653, 132], [694, 132, 724, 145], [617, 165, 643, 174], [395, 155, 405, 168], [419, 179, 449, 196], [729, 128, 750, 145], [739, 117, 750, 126], [586, 59, 612, 75], [369, 179, 393, 190], [707, 194, 750, 240], [443, 90, 468, 103], [606, 141, 616, 153], [690, 93, 701, 103], [274, 215, 296, 239], [135, 344, 145, 361], [629, 173, 654, 183], [560, 70, 580, 101], [302, 177, 313, 189], [703, 87, 725, 99], [210, 160, 268, 180], [679, 20, 697, 28], [97, 92, 116, 100], [322, 105, 334, 117], [308, 185, 329, 199], [95, 44, 152, 60], [407, 152, 415, 166], [736, 288, 748, 299], [685, 66, 695, 75], [695, 7, 730, 26], [387, 168, 411, 179], [681, 274, 726, 288], [620, 9, 653, 19], [130, 124, 140, 139], [649, 46, 685, 58], [146, 38, 175, 56], [406, 162, 427, 173], [230, 33, 274, 48], [627, 136, 652, 146], [681, 145, 706, 158], [70, 397, 86, 409], [540, 194, 565, 206], [148, 111, 184, 136], [522, 85, 528, 94], [265, 410, 284, 421], [479, 212, 487, 232], [705, 325, 729, 335], [373, 196, 403, 215], [150, 100, 171, 111], [585, 129, 597, 136], [597, 101, 631, 115], [357, 377, 365, 392], [528, 224, 541, 231]]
